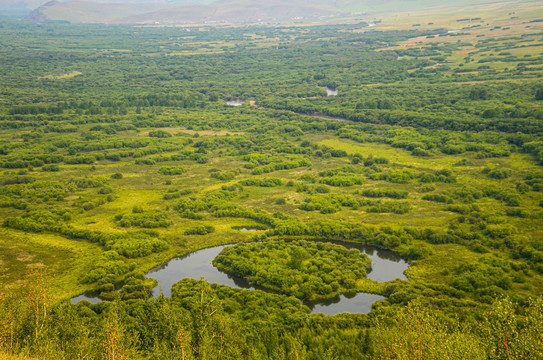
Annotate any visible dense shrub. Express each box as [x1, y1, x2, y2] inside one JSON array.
[[213, 240, 372, 300], [158, 166, 185, 175], [184, 225, 215, 235]]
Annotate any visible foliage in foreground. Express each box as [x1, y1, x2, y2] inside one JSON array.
[[1, 277, 542, 360]]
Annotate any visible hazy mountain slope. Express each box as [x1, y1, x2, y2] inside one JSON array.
[[0, 1, 36, 16], [27, 0, 173, 23], [118, 0, 350, 24], [26, 0, 516, 24]]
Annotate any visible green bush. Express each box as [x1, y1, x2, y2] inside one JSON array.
[[213, 240, 372, 300], [184, 225, 215, 235]]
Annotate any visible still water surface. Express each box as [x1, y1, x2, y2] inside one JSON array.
[[73, 241, 408, 315], [323, 86, 338, 96]]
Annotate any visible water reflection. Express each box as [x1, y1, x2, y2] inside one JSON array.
[[146, 245, 253, 297], [307, 293, 385, 315], [322, 86, 338, 96], [72, 240, 408, 314], [231, 227, 261, 231], [320, 239, 407, 283]]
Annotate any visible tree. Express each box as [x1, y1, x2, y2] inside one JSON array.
[[287, 247, 309, 270], [373, 301, 485, 359], [536, 87, 543, 101]]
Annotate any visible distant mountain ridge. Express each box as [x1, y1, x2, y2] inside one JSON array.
[[23, 0, 506, 24], [25, 0, 356, 24]]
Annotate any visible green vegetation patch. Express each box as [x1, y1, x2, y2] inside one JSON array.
[[213, 240, 372, 301], [114, 209, 170, 228]]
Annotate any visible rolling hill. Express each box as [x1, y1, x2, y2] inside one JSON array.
[[24, 0, 512, 25]]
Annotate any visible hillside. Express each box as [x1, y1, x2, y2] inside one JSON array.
[[26, 0, 509, 24]]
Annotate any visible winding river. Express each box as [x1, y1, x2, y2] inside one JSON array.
[[72, 241, 408, 315]]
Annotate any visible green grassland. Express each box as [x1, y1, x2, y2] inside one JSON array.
[[1, 5, 543, 358]]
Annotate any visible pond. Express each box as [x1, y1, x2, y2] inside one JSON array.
[[322, 86, 338, 96], [224, 100, 242, 106], [232, 226, 266, 231], [72, 241, 408, 315]]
